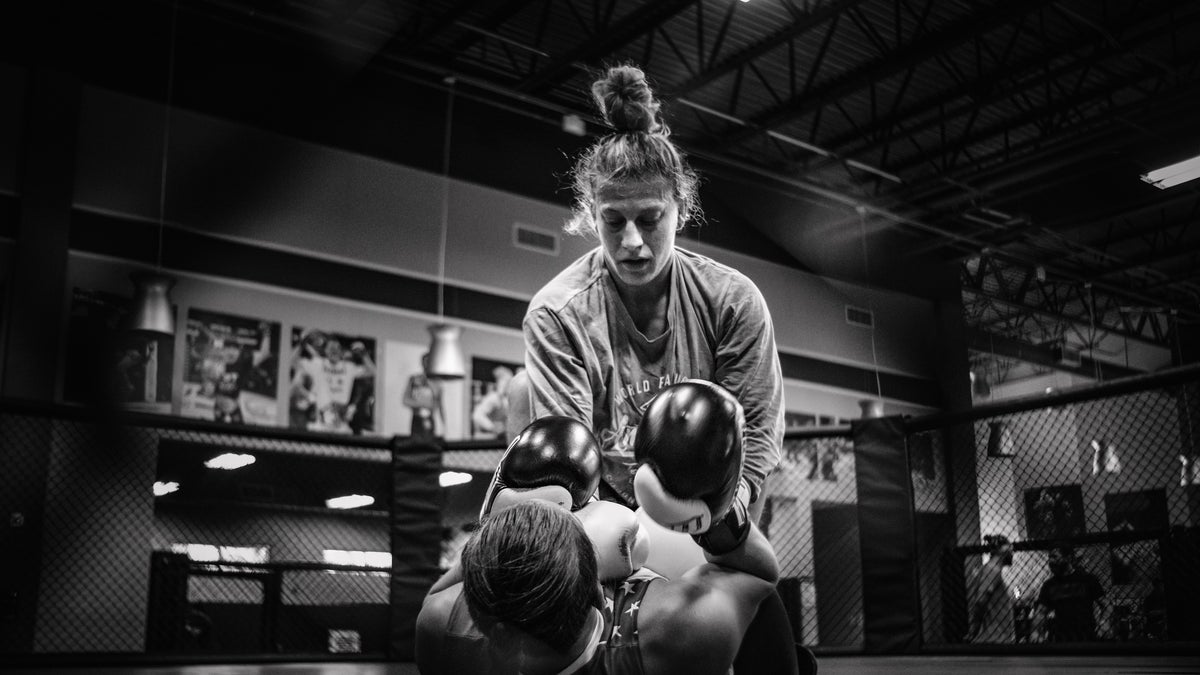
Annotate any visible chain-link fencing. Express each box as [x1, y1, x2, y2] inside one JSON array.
[[913, 369, 1200, 651], [768, 428, 861, 652], [0, 405, 405, 659], [5, 366, 1199, 662]]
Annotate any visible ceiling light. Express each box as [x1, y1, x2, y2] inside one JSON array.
[[153, 481, 180, 497], [439, 471, 473, 487], [204, 453, 257, 470], [326, 494, 375, 510], [1140, 153, 1200, 189]]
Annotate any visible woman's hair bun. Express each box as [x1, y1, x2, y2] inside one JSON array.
[[591, 65, 662, 134]]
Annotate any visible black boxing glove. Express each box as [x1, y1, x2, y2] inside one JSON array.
[[632, 380, 750, 555], [479, 415, 601, 519]]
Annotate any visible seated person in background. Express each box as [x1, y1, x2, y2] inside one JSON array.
[[416, 406, 784, 675], [966, 534, 1016, 643], [472, 365, 517, 440], [1036, 547, 1108, 642]]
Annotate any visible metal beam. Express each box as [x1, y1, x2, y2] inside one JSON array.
[[714, 0, 1057, 149], [965, 327, 1145, 380], [817, 0, 1194, 170], [665, 0, 868, 97], [961, 262, 1171, 347], [515, 0, 699, 93]]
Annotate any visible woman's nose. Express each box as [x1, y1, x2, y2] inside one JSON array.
[[620, 222, 643, 249]]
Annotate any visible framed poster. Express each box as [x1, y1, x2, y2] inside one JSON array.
[[181, 309, 280, 426], [289, 327, 377, 435], [62, 287, 173, 413], [469, 357, 523, 440], [784, 411, 817, 430], [1023, 484, 1086, 540], [1105, 489, 1166, 585], [380, 340, 465, 439]]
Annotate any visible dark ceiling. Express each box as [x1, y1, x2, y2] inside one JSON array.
[[7, 0, 1200, 386]]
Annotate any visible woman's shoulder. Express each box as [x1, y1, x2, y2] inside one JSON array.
[[674, 247, 765, 302], [528, 248, 607, 315]]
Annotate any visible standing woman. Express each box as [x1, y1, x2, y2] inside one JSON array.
[[523, 65, 784, 516]]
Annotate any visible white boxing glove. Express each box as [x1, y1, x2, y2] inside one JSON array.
[[575, 500, 651, 583]]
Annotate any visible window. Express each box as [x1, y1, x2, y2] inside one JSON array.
[[170, 543, 269, 564]]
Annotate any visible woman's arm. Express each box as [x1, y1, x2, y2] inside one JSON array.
[[714, 282, 784, 502], [523, 308, 593, 424]]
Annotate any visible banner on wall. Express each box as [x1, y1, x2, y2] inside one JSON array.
[[289, 327, 377, 435], [469, 357, 523, 440], [182, 308, 280, 426], [63, 287, 173, 413], [1105, 489, 1166, 585]]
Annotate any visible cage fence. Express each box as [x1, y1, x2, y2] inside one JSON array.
[[769, 431, 862, 651], [1, 407, 400, 658], [915, 378, 1200, 649]]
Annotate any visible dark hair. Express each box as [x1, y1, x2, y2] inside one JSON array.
[[461, 501, 601, 653], [983, 534, 1010, 553], [566, 65, 701, 236]]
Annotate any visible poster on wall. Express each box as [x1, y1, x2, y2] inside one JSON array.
[[62, 287, 173, 413], [181, 309, 280, 426], [780, 412, 851, 482], [909, 432, 948, 513], [380, 340, 466, 439], [1023, 484, 1086, 540], [469, 357, 523, 441], [289, 327, 376, 435], [1105, 489, 1167, 585]]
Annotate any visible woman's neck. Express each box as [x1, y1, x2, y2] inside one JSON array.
[[613, 265, 671, 338]]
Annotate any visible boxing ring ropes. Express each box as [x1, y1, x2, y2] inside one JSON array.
[[1, 363, 1199, 672]]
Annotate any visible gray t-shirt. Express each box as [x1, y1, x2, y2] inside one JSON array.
[[523, 246, 783, 505]]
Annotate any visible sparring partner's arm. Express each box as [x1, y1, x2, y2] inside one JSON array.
[[523, 307, 593, 425], [712, 281, 784, 508]]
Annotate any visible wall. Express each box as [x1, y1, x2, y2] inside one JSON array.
[[64, 83, 944, 409], [67, 253, 526, 437]]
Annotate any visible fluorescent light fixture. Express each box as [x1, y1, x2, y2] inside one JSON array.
[[439, 471, 473, 487], [204, 452, 256, 470], [1140, 154, 1200, 189], [325, 494, 375, 510], [153, 481, 180, 497]]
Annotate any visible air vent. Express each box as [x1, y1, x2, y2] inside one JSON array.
[[513, 223, 559, 255], [239, 483, 275, 502], [845, 305, 874, 328]]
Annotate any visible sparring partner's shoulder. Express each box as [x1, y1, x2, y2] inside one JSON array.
[[416, 583, 493, 675], [638, 567, 773, 675]]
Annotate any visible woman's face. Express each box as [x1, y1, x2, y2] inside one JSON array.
[[594, 179, 678, 292]]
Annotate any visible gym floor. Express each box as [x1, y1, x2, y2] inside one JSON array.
[[4, 656, 1199, 674]]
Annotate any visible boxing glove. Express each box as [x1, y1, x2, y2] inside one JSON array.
[[632, 380, 751, 555], [479, 415, 601, 519], [575, 500, 650, 582]]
